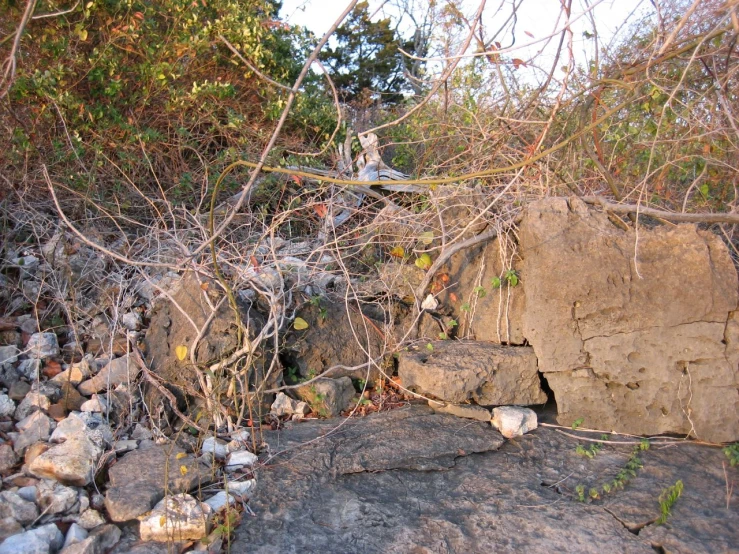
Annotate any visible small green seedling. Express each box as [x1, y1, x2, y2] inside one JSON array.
[[656, 480, 683, 524]]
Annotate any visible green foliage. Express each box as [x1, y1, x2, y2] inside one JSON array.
[[319, 1, 407, 103], [575, 435, 609, 459], [2, 0, 335, 207], [656, 480, 683, 525], [724, 443, 739, 467], [571, 417, 585, 430]]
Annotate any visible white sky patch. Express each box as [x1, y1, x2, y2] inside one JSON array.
[[280, 0, 654, 85]]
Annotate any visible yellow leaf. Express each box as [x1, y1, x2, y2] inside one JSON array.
[[175, 345, 187, 361], [414, 254, 432, 271], [293, 317, 309, 330], [180, 465, 188, 476], [175, 452, 187, 460], [159, 515, 167, 526], [419, 231, 434, 245], [390, 246, 405, 258], [78, 29, 88, 41]]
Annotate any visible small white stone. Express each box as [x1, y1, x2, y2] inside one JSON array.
[[225, 450, 258, 470], [0, 394, 15, 418], [63, 523, 88, 549], [16, 358, 41, 380], [139, 494, 212, 542], [201, 437, 229, 460], [26, 332, 60, 359], [121, 312, 141, 331], [0, 490, 39, 525], [0, 346, 19, 366], [203, 491, 235, 512], [491, 406, 538, 439], [14, 390, 51, 420], [226, 479, 255, 497], [113, 439, 138, 453], [36, 479, 79, 515], [421, 294, 439, 311], [78, 508, 106, 530], [17, 486, 37, 502], [270, 392, 296, 416], [80, 395, 107, 413]]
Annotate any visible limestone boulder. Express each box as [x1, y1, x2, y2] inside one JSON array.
[[519, 197, 739, 442], [398, 341, 546, 406], [436, 237, 526, 344]]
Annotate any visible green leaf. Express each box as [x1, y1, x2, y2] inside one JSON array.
[[572, 417, 584, 430], [474, 286, 487, 298], [425, 343, 434, 352], [293, 317, 309, 330], [491, 276, 501, 288], [698, 183, 709, 200]]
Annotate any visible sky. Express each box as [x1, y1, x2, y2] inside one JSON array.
[[280, 0, 654, 80]]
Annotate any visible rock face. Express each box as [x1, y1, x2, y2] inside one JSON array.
[[283, 300, 385, 385], [437, 237, 526, 344], [519, 197, 739, 442], [142, 272, 264, 413], [398, 341, 547, 406], [104, 445, 207, 522]]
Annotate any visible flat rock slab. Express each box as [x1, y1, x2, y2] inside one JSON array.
[[105, 445, 209, 522], [398, 341, 547, 406], [232, 405, 738, 553]]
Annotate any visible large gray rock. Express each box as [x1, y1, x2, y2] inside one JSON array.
[[398, 341, 547, 406], [230, 406, 739, 553], [104, 445, 208, 522], [520, 197, 739, 442]]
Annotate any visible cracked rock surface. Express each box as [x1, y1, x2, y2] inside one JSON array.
[[233, 405, 737, 553]]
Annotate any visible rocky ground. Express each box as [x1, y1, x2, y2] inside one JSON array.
[[1, 195, 738, 553], [234, 405, 739, 554]]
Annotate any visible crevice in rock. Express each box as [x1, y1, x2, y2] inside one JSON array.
[[603, 506, 656, 536], [651, 545, 666, 554]]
